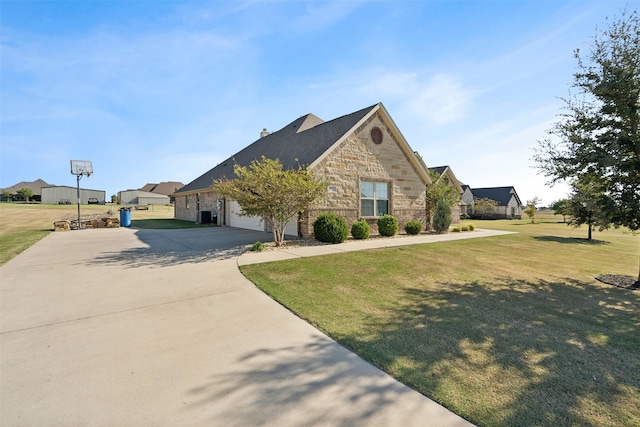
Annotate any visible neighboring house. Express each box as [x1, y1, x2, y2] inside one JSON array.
[[174, 103, 432, 237], [1, 179, 50, 202], [427, 165, 464, 224], [118, 189, 170, 206], [42, 186, 106, 205], [470, 186, 523, 219], [140, 181, 184, 203], [460, 184, 474, 218]]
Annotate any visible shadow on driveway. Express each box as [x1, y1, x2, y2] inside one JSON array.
[[92, 227, 274, 268]]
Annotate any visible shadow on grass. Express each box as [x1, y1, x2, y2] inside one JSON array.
[[332, 278, 640, 426], [533, 236, 611, 245]]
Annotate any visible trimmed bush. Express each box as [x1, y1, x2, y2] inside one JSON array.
[[451, 226, 462, 232], [467, 223, 475, 231], [313, 213, 349, 243], [433, 198, 452, 234], [404, 220, 422, 235], [377, 214, 399, 237], [250, 241, 265, 252], [461, 225, 469, 232], [351, 219, 370, 240]]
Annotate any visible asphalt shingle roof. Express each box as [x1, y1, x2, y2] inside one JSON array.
[[471, 187, 521, 206], [176, 104, 377, 194]]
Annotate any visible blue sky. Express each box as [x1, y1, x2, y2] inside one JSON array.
[[0, 0, 631, 205]]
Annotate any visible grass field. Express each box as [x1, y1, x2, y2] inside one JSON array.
[[241, 213, 640, 426], [0, 203, 175, 265]]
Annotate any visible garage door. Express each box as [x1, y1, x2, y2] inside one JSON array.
[[228, 201, 265, 232]]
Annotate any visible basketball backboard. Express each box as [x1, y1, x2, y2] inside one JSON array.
[[70, 160, 93, 176]]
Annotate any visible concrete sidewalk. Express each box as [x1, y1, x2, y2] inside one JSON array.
[[239, 228, 514, 265], [0, 227, 497, 426]]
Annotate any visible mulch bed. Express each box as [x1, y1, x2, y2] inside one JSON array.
[[595, 274, 640, 290]]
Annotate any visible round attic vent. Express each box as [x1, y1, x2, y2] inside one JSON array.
[[371, 127, 383, 144]]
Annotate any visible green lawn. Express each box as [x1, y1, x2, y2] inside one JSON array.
[[241, 217, 640, 427]]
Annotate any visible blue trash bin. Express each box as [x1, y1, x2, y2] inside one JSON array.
[[119, 208, 132, 227]]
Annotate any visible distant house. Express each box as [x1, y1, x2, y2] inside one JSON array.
[[140, 182, 184, 202], [174, 103, 432, 236], [460, 184, 474, 218], [427, 166, 464, 224], [470, 186, 523, 219], [1, 179, 50, 202], [118, 189, 170, 206]]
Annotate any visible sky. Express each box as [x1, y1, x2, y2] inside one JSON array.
[[0, 0, 632, 205]]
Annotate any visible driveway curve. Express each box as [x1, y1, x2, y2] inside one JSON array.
[[1, 227, 474, 426]]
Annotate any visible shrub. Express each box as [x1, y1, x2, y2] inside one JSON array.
[[313, 213, 349, 243], [351, 219, 370, 240], [377, 214, 399, 236], [451, 226, 462, 232], [250, 241, 265, 252], [433, 198, 452, 234], [461, 225, 469, 232], [467, 223, 475, 231], [404, 220, 422, 235]]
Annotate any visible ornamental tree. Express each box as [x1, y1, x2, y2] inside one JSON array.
[[212, 156, 327, 247]]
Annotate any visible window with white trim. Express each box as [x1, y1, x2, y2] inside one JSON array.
[[361, 181, 389, 217]]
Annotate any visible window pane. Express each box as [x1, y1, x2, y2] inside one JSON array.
[[361, 199, 374, 217], [375, 182, 388, 199], [361, 181, 374, 198], [377, 200, 388, 216]]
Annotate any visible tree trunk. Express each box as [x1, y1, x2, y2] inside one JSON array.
[[587, 223, 592, 240]]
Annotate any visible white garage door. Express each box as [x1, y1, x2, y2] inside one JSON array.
[[284, 219, 298, 237], [228, 201, 265, 232]]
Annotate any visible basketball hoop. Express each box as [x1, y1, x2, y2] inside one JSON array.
[[70, 160, 93, 177], [70, 160, 93, 230]]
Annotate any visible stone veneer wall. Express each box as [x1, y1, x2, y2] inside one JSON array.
[[174, 191, 220, 223], [300, 113, 427, 238]]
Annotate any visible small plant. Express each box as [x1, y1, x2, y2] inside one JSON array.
[[451, 226, 462, 232], [467, 223, 475, 231], [351, 219, 370, 240], [377, 214, 399, 236], [313, 212, 349, 243], [404, 220, 422, 235], [250, 241, 265, 252], [461, 225, 469, 232]]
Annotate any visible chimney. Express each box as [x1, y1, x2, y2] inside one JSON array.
[[260, 128, 270, 138]]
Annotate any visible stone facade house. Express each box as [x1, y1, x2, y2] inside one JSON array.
[[174, 103, 432, 238]]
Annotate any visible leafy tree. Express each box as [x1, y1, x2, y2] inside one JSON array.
[[473, 197, 498, 219], [111, 194, 118, 203], [523, 196, 541, 224], [212, 156, 327, 247], [534, 8, 639, 281], [567, 177, 611, 240], [2, 190, 12, 201], [425, 170, 460, 223], [549, 198, 570, 222], [432, 197, 452, 234], [16, 188, 33, 203]]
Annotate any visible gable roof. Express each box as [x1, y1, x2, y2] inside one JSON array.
[[427, 165, 463, 194], [472, 186, 522, 206], [177, 103, 430, 194], [140, 182, 184, 196]]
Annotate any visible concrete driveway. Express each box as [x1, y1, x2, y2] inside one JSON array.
[[1, 227, 473, 426]]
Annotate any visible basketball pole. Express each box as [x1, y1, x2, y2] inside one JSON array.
[[76, 174, 81, 230]]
